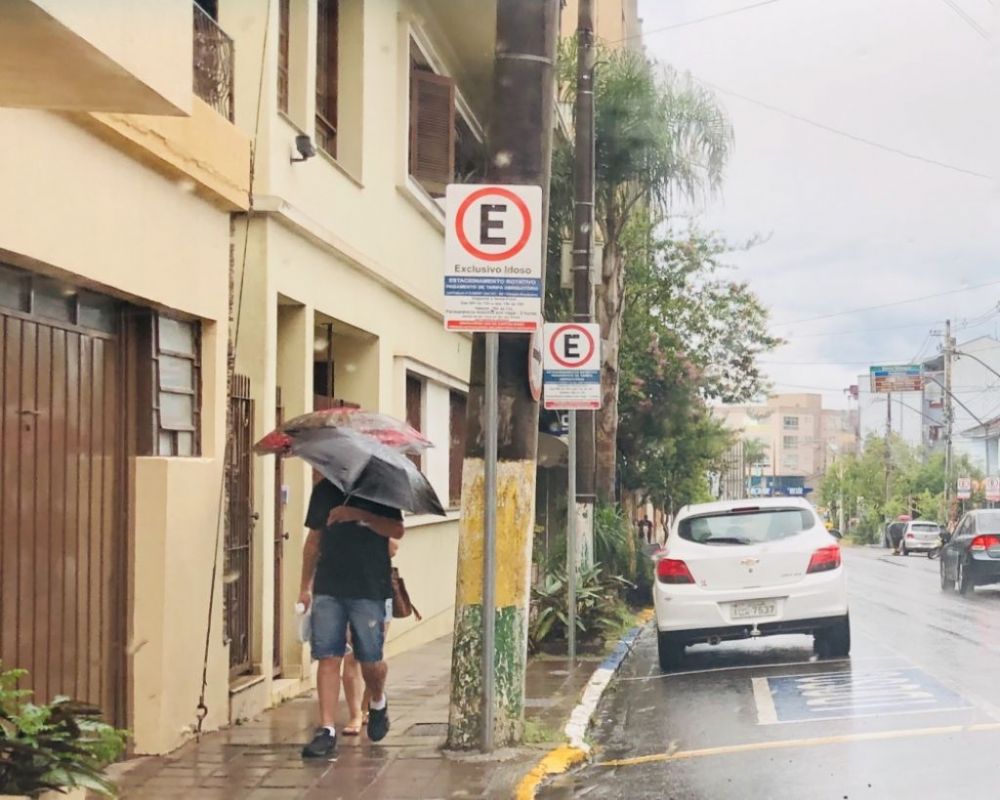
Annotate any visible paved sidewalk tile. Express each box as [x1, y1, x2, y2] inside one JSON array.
[[113, 635, 601, 800]]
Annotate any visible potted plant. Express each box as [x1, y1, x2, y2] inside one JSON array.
[[0, 666, 127, 799]]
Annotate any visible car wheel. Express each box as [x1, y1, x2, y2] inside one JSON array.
[[815, 614, 851, 659], [657, 631, 685, 671], [957, 559, 975, 597], [940, 562, 953, 591]]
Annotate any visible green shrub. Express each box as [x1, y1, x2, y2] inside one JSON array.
[[528, 563, 632, 652], [0, 665, 127, 797]]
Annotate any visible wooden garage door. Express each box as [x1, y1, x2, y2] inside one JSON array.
[[0, 308, 124, 722]]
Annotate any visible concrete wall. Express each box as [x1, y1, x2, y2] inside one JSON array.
[[0, 0, 192, 115], [0, 106, 233, 754]]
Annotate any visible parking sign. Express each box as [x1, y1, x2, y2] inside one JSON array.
[[444, 184, 543, 332], [543, 323, 602, 410]]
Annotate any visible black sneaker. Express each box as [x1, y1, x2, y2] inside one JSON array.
[[302, 727, 337, 759], [367, 703, 390, 742]]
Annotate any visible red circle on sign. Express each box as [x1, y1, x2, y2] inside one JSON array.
[[455, 187, 532, 262], [549, 324, 595, 368]]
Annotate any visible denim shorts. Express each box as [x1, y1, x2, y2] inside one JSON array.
[[310, 595, 386, 663]]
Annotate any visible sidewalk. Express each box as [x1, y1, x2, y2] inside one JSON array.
[[111, 636, 600, 800]]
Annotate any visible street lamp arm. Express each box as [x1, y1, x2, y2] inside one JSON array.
[[953, 349, 1000, 383], [925, 374, 986, 429]]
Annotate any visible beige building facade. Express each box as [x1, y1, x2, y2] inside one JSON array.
[[714, 394, 858, 485], [0, 0, 494, 756]]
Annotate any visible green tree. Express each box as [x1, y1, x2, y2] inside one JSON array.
[[555, 45, 733, 499]]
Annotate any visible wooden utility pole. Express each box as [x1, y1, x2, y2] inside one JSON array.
[[944, 319, 954, 520], [447, 0, 559, 751], [569, 0, 597, 659]]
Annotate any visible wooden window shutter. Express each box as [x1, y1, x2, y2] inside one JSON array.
[[409, 70, 455, 197]]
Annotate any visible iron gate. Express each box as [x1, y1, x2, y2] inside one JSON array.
[[225, 373, 254, 678]]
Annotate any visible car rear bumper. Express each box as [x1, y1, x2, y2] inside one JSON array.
[[660, 615, 847, 646], [969, 555, 1000, 584], [904, 540, 939, 551], [653, 569, 848, 634]]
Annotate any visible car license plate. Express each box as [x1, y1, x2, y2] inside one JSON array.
[[732, 600, 776, 619]]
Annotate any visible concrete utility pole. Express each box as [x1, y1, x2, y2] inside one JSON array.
[[447, 0, 559, 751], [944, 319, 954, 520], [569, 0, 596, 664], [885, 391, 892, 513]]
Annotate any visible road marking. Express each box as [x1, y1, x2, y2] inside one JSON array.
[[751, 677, 777, 724], [595, 722, 1000, 768], [759, 668, 969, 723], [616, 655, 898, 681]]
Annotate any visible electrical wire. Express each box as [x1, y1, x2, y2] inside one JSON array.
[[612, 0, 784, 43], [695, 77, 993, 182], [938, 0, 990, 38], [772, 278, 1000, 327]]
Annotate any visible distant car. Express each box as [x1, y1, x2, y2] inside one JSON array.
[[652, 498, 850, 670], [900, 520, 943, 555], [939, 509, 1000, 596]]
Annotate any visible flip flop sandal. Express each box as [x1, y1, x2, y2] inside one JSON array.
[[342, 726, 361, 736]]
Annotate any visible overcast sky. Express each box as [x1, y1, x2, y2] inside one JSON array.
[[637, 0, 999, 409]]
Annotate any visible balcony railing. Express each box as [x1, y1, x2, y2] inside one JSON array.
[[193, 3, 234, 121]]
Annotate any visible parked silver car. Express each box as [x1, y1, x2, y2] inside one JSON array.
[[900, 520, 942, 555]]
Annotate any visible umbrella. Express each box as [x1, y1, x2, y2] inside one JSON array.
[[283, 427, 446, 516], [254, 407, 432, 456]]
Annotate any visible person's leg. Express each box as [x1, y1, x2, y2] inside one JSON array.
[[341, 647, 364, 733], [317, 656, 343, 727], [347, 598, 391, 741], [304, 595, 349, 757]]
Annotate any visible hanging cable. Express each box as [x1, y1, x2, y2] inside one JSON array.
[[195, 0, 272, 739]]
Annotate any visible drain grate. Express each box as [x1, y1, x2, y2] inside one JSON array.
[[405, 722, 449, 737]]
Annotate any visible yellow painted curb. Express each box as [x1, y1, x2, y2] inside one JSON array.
[[515, 745, 587, 800]]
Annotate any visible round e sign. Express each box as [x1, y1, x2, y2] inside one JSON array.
[[548, 324, 596, 368], [454, 187, 533, 262]]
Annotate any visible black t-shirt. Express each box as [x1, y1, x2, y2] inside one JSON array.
[[304, 480, 402, 600]]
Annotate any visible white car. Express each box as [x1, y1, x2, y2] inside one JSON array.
[[652, 497, 850, 670], [900, 520, 942, 555]]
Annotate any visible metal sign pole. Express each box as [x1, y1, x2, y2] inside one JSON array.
[[482, 332, 499, 752], [567, 410, 577, 665]]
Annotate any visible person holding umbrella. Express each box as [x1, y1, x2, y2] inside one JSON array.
[[298, 479, 402, 758], [253, 408, 445, 760]]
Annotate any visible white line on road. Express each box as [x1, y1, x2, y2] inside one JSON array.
[[615, 655, 901, 681], [752, 677, 778, 724]]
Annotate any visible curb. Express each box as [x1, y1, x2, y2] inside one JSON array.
[[514, 609, 653, 799]]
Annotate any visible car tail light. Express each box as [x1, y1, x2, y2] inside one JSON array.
[[906, 533, 915, 539], [656, 558, 695, 584], [807, 545, 841, 574], [970, 535, 1000, 551]]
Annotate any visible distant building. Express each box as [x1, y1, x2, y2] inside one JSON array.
[[713, 394, 858, 495]]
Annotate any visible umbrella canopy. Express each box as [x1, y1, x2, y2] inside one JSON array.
[[254, 407, 432, 456], [287, 427, 446, 516]]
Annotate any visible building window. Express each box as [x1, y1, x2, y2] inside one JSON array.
[[406, 374, 424, 470], [783, 416, 799, 430], [0, 263, 117, 334], [316, 0, 339, 155], [783, 435, 798, 449], [449, 391, 467, 507], [154, 315, 201, 456], [277, 0, 290, 114], [409, 39, 455, 197], [783, 455, 799, 469]]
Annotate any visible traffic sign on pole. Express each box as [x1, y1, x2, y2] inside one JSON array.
[[957, 476, 972, 500], [444, 184, 543, 332], [985, 476, 1000, 502], [543, 322, 602, 410]]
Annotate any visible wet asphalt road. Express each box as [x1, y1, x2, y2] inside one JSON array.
[[539, 547, 1000, 800]]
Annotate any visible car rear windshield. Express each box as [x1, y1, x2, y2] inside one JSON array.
[[975, 511, 1000, 532], [678, 507, 815, 545], [911, 523, 939, 532]]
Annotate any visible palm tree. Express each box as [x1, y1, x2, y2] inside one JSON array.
[[559, 46, 733, 498]]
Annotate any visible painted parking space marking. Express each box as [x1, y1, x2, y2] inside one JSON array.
[[754, 667, 970, 724]]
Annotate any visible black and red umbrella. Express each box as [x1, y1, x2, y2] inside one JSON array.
[[254, 409, 445, 516]]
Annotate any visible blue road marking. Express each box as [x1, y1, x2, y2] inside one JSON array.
[[766, 668, 970, 722]]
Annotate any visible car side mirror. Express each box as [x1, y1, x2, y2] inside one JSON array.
[[829, 529, 842, 540]]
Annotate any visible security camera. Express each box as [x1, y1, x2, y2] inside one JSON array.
[[290, 134, 316, 163]]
